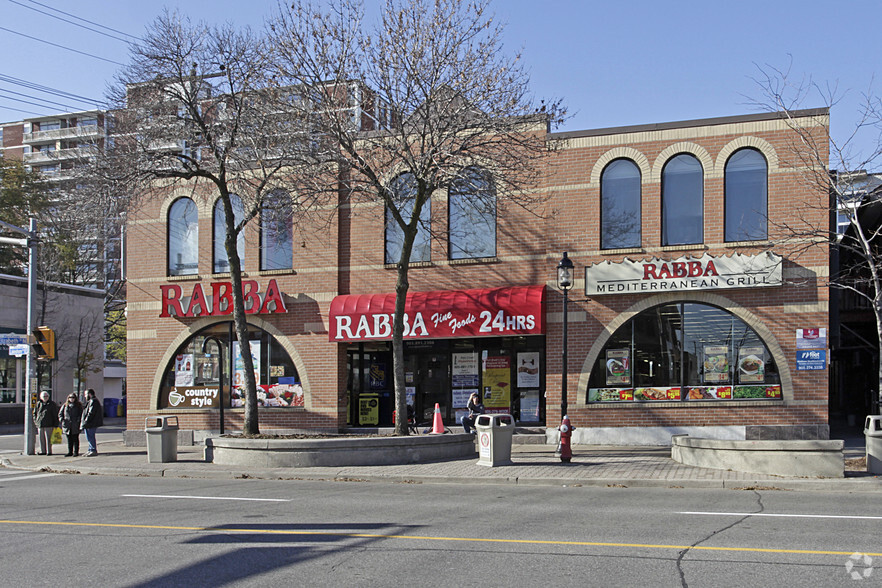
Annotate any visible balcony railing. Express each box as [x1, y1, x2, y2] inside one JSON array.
[[22, 125, 104, 144], [23, 146, 98, 165]]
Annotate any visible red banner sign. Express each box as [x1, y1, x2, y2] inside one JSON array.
[[329, 285, 545, 342], [160, 279, 288, 317]]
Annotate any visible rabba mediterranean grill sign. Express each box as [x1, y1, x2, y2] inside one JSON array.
[[584, 252, 782, 296]]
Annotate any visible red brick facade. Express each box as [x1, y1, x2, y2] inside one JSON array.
[[126, 108, 831, 443]]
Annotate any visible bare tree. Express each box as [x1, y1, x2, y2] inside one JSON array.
[[269, 0, 565, 434], [100, 10, 323, 435], [750, 62, 882, 412]]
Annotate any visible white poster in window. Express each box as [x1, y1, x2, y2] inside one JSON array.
[[516, 352, 540, 387], [703, 346, 729, 383], [452, 352, 479, 387], [174, 354, 194, 387], [232, 341, 261, 388]]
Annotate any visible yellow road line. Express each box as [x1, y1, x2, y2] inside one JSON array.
[[0, 519, 878, 557]]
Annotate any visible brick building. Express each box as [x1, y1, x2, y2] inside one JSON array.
[[125, 108, 831, 445]]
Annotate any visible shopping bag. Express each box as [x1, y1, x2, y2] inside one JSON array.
[[51, 427, 62, 445]]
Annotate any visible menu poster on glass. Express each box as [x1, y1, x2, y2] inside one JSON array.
[[703, 345, 729, 383], [520, 390, 541, 420], [516, 352, 540, 387], [738, 347, 765, 383], [453, 353, 480, 387], [482, 356, 511, 409], [232, 341, 261, 388], [605, 349, 631, 386], [453, 388, 476, 409], [175, 354, 194, 387]]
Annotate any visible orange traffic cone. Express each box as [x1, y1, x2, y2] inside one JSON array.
[[430, 403, 445, 434]]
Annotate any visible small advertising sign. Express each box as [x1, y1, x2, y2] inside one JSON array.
[[703, 346, 729, 383], [605, 349, 631, 386], [796, 328, 827, 350], [797, 349, 826, 370], [737, 347, 765, 383], [516, 352, 540, 387]]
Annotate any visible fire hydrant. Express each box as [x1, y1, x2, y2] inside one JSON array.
[[559, 415, 574, 463]]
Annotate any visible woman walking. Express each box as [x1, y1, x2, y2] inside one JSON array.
[[80, 389, 103, 457], [58, 393, 82, 457]]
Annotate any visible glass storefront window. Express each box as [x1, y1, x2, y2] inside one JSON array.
[[588, 303, 781, 403], [158, 322, 300, 409]]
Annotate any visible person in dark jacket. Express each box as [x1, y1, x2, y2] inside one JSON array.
[[33, 391, 59, 455], [58, 393, 82, 457], [80, 389, 103, 457], [462, 391, 485, 434]]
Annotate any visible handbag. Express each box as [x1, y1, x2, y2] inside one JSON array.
[[51, 427, 63, 445]]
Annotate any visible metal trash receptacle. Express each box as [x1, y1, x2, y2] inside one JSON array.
[[145, 416, 179, 463], [475, 413, 514, 466], [865, 415, 882, 474]]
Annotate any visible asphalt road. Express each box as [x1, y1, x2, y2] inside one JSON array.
[[0, 469, 879, 587]]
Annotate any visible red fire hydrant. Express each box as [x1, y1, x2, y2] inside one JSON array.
[[559, 415, 574, 463]]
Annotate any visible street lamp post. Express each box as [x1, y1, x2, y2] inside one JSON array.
[[557, 252, 574, 462], [557, 252, 574, 417]]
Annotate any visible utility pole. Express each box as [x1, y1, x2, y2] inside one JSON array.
[[0, 218, 39, 455]]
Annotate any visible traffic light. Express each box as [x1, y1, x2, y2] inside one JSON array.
[[31, 326, 55, 360]]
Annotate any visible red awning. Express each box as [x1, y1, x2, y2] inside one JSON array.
[[329, 285, 545, 342]]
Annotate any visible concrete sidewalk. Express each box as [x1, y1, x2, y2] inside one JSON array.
[[2, 427, 880, 492]]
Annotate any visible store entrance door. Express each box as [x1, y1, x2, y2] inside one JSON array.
[[414, 352, 450, 425]]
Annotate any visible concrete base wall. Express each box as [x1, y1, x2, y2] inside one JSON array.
[[671, 435, 844, 478], [552, 425, 747, 446], [206, 434, 477, 467]]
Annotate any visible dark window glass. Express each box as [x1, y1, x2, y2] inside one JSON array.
[[601, 159, 641, 249], [260, 189, 293, 270], [449, 167, 496, 259], [213, 195, 245, 273], [725, 148, 768, 241], [662, 154, 703, 245], [587, 303, 781, 402], [168, 197, 198, 276], [385, 173, 430, 264]]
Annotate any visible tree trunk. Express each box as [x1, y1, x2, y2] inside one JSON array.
[[221, 193, 259, 436]]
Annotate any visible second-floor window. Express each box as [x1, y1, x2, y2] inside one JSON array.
[[260, 189, 293, 271], [385, 172, 431, 264], [725, 148, 768, 241], [168, 197, 198, 276], [662, 153, 703, 246], [213, 195, 245, 273], [449, 167, 496, 260], [601, 159, 642, 249]]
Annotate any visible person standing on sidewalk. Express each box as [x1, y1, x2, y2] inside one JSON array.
[[80, 389, 103, 457], [58, 393, 82, 457], [33, 391, 59, 455]]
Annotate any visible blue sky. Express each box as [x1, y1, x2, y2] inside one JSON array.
[[2, 0, 881, 162]]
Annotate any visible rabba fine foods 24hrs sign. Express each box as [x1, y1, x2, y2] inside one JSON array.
[[585, 252, 782, 296]]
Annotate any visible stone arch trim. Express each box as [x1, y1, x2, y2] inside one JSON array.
[[651, 142, 715, 182], [716, 136, 779, 173], [575, 291, 793, 404], [149, 316, 313, 412], [159, 185, 209, 220], [590, 147, 651, 186]]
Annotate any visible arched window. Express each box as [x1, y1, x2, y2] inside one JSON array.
[[587, 303, 781, 402], [260, 189, 293, 270], [725, 148, 768, 241], [601, 159, 641, 249], [167, 197, 198, 276], [158, 322, 302, 409], [385, 172, 431, 264], [662, 154, 703, 245], [213, 195, 245, 274], [449, 167, 495, 259]]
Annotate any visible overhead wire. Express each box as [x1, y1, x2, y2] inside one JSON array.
[[23, 0, 143, 42], [8, 0, 138, 44], [0, 26, 126, 66]]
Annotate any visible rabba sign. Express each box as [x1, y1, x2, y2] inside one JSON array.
[[160, 279, 288, 317], [585, 252, 783, 296]]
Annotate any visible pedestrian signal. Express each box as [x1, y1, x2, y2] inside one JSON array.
[[31, 326, 55, 360]]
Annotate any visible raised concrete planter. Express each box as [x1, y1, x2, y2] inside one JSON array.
[[671, 435, 844, 478], [205, 434, 477, 468]]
